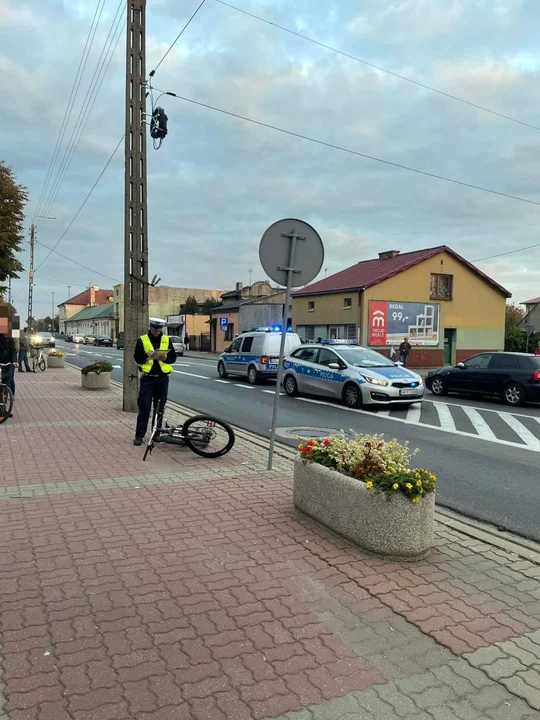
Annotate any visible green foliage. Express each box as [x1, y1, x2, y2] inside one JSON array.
[[81, 360, 113, 375], [183, 295, 199, 315], [0, 162, 28, 283], [201, 297, 220, 313], [506, 303, 525, 329]]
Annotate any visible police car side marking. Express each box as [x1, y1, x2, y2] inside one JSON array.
[[283, 359, 361, 385]]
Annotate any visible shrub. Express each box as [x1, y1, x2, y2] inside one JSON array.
[[298, 431, 436, 502], [48, 350, 65, 358], [81, 360, 113, 375]]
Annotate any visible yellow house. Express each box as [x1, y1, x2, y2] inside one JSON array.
[[292, 246, 511, 367]]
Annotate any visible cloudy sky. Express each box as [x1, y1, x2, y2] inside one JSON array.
[[2, 0, 540, 318]]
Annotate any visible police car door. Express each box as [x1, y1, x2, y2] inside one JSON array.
[[293, 346, 320, 394], [315, 348, 345, 398], [225, 336, 243, 374]]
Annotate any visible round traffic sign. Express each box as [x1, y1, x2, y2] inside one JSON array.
[[259, 218, 324, 288]]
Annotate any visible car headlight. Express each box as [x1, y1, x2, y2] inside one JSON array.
[[362, 375, 388, 387]]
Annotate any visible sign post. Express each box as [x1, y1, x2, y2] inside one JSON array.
[[259, 219, 324, 470], [219, 317, 228, 331]]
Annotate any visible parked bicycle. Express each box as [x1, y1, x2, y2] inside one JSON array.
[[32, 347, 46, 373], [143, 402, 235, 461], [0, 363, 14, 424]]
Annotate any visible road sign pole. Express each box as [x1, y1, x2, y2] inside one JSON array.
[[268, 229, 300, 470]]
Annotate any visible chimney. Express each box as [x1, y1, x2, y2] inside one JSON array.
[[378, 250, 400, 260], [89, 285, 99, 306], [235, 282, 243, 292]]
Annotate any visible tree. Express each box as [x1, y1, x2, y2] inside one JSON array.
[[505, 325, 525, 352], [201, 297, 220, 314], [183, 295, 199, 315], [0, 162, 28, 289], [506, 303, 525, 329]]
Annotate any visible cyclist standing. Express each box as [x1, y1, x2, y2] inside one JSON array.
[[133, 318, 177, 446], [0, 332, 18, 415]]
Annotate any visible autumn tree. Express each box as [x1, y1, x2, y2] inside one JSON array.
[[0, 162, 28, 292], [505, 303, 525, 329]]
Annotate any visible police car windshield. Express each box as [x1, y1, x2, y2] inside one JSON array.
[[336, 347, 395, 368]]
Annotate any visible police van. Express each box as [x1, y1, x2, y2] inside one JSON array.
[[217, 327, 301, 384]]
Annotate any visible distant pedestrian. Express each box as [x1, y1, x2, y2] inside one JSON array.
[[399, 337, 412, 366], [18, 328, 32, 372], [316, 337, 322, 344], [535, 341, 540, 356], [184, 333, 190, 352]]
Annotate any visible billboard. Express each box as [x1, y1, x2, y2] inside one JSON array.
[[368, 300, 440, 346]]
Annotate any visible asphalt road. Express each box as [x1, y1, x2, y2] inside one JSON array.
[[57, 340, 540, 542]]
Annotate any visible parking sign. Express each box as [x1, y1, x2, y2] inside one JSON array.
[[219, 317, 228, 331]]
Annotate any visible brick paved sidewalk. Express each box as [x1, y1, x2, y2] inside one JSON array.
[[1, 367, 540, 719]]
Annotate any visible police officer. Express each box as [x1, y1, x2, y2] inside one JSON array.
[[133, 318, 177, 446]]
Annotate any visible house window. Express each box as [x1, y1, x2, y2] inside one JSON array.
[[430, 274, 453, 300], [305, 326, 315, 341], [308, 301, 315, 312], [346, 324, 356, 340], [225, 323, 234, 341], [344, 298, 352, 309]]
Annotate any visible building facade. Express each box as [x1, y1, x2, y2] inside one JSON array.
[[519, 296, 540, 336], [293, 246, 510, 367], [65, 303, 116, 338], [58, 286, 114, 335]]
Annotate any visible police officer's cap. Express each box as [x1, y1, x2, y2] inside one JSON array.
[[149, 317, 166, 330]]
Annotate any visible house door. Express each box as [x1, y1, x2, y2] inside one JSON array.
[[444, 329, 456, 365], [329, 326, 339, 339]]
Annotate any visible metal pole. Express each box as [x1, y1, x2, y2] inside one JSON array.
[[123, 0, 149, 412], [27, 224, 35, 332], [268, 229, 297, 470], [52, 292, 55, 331]]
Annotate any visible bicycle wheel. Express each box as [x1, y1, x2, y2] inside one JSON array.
[[38, 358, 46, 371], [32, 356, 37, 372], [182, 415, 235, 458], [0, 385, 14, 425]]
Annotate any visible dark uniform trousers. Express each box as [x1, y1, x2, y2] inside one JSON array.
[[135, 374, 170, 438]]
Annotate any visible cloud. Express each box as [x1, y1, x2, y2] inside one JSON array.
[[3, 0, 540, 317]]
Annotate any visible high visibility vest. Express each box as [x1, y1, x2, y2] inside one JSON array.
[[139, 334, 172, 375]]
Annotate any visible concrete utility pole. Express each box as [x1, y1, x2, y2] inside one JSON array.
[[27, 224, 36, 332], [123, 0, 149, 412], [52, 292, 55, 331]]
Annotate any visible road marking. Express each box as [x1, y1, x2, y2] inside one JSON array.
[[404, 404, 421, 425], [498, 414, 540, 450], [234, 384, 255, 390], [262, 390, 285, 395], [432, 402, 457, 432], [171, 370, 210, 380], [214, 379, 230, 384], [461, 407, 497, 441]]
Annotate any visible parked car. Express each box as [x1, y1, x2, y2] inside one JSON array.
[[218, 328, 302, 384], [83, 335, 96, 345], [168, 336, 184, 357], [94, 335, 113, 347], [72, 334, 85, 343], [32, 331, 55, 348], [282, 339, 424, 407], [65, 332, 74, 342], [425, 352, 540, 406], [117, 332, 124, 350]]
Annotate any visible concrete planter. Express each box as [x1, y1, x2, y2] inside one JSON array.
[[81, 371, 110, 390], [293, 457, 435, 561], [47, 356, 65, 369]]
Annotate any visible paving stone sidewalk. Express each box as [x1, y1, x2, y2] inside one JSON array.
[[1, 367, 540, 719]]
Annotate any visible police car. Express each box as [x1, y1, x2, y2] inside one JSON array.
[[217, 327, 301, 384], [282, 339, 424, 408]]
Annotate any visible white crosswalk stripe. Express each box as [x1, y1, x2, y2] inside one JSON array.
[[404, 404, 422, 425], [432, 402, 457, 432], [498, 413, 540, 450], [461, 407, 498, 441]]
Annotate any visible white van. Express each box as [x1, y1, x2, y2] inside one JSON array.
[[217, 328, 301, 384]]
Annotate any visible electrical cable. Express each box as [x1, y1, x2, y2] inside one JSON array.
[[473, 242, 540, 263], [33, 0, 106, 223], [149, 0, 208, 77], [154, 86, 540, 208], [215, 0, 540, 134], [38, 0, 125, 229], [35, 134, 124, 273]]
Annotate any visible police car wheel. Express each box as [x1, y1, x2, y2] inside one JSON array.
[[284, 374, 298, 396], [343, 383, 362, 408], [247, 366, 258, 385], [218, 361, 228, 379]]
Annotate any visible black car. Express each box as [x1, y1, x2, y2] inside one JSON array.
[[94, 335, 113, 347], [425, 352, 540, 406], [117, 332, 124, 350]]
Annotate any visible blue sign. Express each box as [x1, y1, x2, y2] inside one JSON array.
[[219, 317, 228, 330]]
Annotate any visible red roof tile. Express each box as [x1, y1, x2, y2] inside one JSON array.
[[60, 288, 114, 307], [293, 245, 511, 298], [522, 296, 540, 305]]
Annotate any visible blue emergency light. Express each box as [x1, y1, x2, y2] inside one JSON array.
[[249, 325, 293, 333], [320, 339, 359, 346]]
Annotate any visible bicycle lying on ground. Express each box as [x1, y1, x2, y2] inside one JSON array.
[[143, 403, 236, 461], [0, 363, 14, 424], [32, 347, 46, 373]]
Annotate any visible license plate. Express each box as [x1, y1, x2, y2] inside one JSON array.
[[400, 388, 420, 396], [270, 358, 279, 364]]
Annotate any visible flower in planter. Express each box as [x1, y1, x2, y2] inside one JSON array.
[[81, 360, 113, 375], [48, 350, 65, 358], [297, 431, 435, 503]]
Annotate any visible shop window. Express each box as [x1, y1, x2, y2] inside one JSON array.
[[225, 323, 234, 341], [308, 301, 315, 312], [346, 324, 356, 340], [305, 326, 315, 341], [430, 274, 453, 300]]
